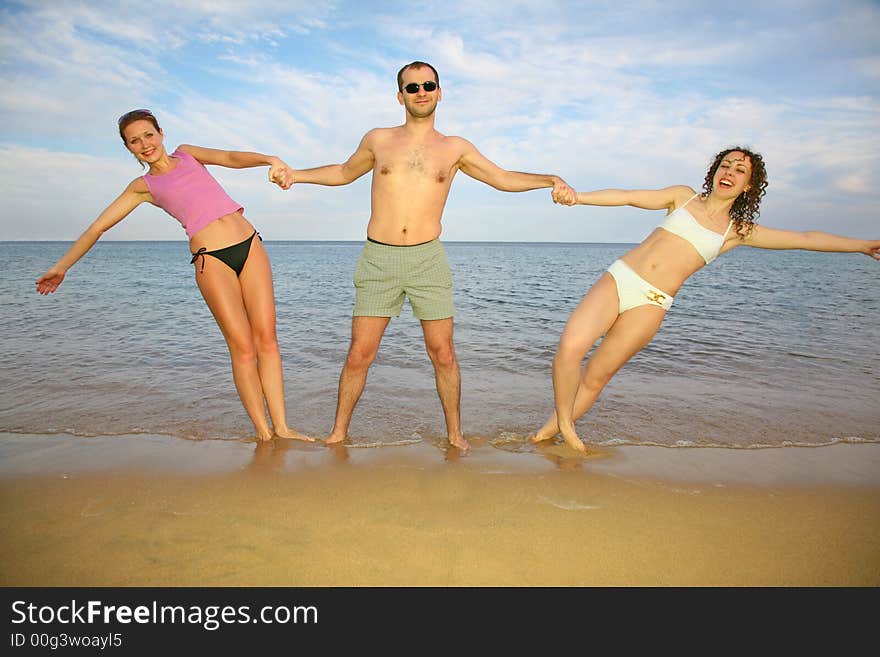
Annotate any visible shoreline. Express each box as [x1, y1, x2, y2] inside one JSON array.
[[2, 432, 878, 586], [2, 431, 879, 486]]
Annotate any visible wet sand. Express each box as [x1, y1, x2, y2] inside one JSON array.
[[1, 432, 878, 586]]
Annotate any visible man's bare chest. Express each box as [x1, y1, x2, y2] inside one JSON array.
[[376, 144, 457, 184]]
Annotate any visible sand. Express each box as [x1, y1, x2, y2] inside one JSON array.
[[1, 432, 878, 587]]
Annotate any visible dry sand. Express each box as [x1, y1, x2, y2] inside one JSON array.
[[1, 433, 878, 586]]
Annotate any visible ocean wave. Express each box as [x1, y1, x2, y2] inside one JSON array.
[[2, 427, 877, 451]]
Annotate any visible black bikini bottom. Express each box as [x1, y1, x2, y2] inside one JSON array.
[[190, 231, 260, 277]]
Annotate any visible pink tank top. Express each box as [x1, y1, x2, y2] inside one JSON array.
[[143, 148, 243, 239]]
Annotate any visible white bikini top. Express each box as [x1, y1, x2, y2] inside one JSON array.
[[657, 193, 733, 264]]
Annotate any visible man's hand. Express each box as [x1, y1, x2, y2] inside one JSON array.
[[269, 160, 294, 190], [551, 178, 576, 205]]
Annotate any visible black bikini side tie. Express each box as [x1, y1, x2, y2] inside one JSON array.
[[190, 247, 207, 273]]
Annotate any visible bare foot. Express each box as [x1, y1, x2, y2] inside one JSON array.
[[530, 430, 557, 444], [530, 417, 560, 443], [324, 433, 348, 445], [558, 425, 587, 453], [448, 434, 470, 452], [274, 427, 316, 442]]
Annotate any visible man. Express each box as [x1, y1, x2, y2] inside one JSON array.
[[293, 61, 574, 451]]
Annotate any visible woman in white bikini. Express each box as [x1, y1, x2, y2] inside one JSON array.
[[533, 146, 880, 452]]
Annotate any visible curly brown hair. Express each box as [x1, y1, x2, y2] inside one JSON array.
[[702, 146, 768, 237]]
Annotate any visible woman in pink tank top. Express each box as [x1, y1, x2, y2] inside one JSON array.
[[35, 109, 315, 445]]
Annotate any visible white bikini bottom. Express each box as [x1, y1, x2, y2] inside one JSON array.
[[606, 259, 674, 314]]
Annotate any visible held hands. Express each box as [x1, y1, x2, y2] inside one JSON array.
[[268, 159, 294, 190], [863, 240, 880, 260], [35, 268, 66, 295], [551, 178, 577, 206]]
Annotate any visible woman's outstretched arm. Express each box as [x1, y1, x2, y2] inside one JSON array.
[[574, 185, 693, 212], [177, 144, 294, 189], [740, 225, 880, 258], [35, 179, 149, 294]]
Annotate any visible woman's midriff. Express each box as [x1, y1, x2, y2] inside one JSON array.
[[188, 211, 255, 252], [619, 228, 706, 296]]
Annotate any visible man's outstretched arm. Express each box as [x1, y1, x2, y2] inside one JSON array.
[[293, 131, 376, 186], [457, 139, 575, 203]]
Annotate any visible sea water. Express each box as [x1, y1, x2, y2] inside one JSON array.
[[2, 240, 878, 450]]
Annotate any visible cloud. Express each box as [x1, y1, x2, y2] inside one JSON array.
[[1, 0, 878, 242], [835, 174, 867, 194], [0, 144, 177, 240]]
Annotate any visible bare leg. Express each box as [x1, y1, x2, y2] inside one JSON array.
[[238, 238, 313, 442], [325, 316, 390, 444], [421, 318, 469, 451], [195, 256, 274, 441], [557, 306, 666, 450], [540, 274, 620, 451], [533, 273, 667, 452]]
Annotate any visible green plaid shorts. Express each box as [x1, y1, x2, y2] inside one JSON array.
[[352, 239, 454, 320]]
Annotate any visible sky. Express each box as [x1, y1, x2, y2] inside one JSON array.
[[1, 0, 878, 243]]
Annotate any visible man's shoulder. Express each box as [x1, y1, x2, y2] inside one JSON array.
[[436, 134, 476, 158], [438, 133, 470, 147], [365, 125, 402, 139], [356, 126, 399, 149]]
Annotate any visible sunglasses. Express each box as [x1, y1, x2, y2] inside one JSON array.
[[118, 109, 155, 125], [402, 81, 438, 94]]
